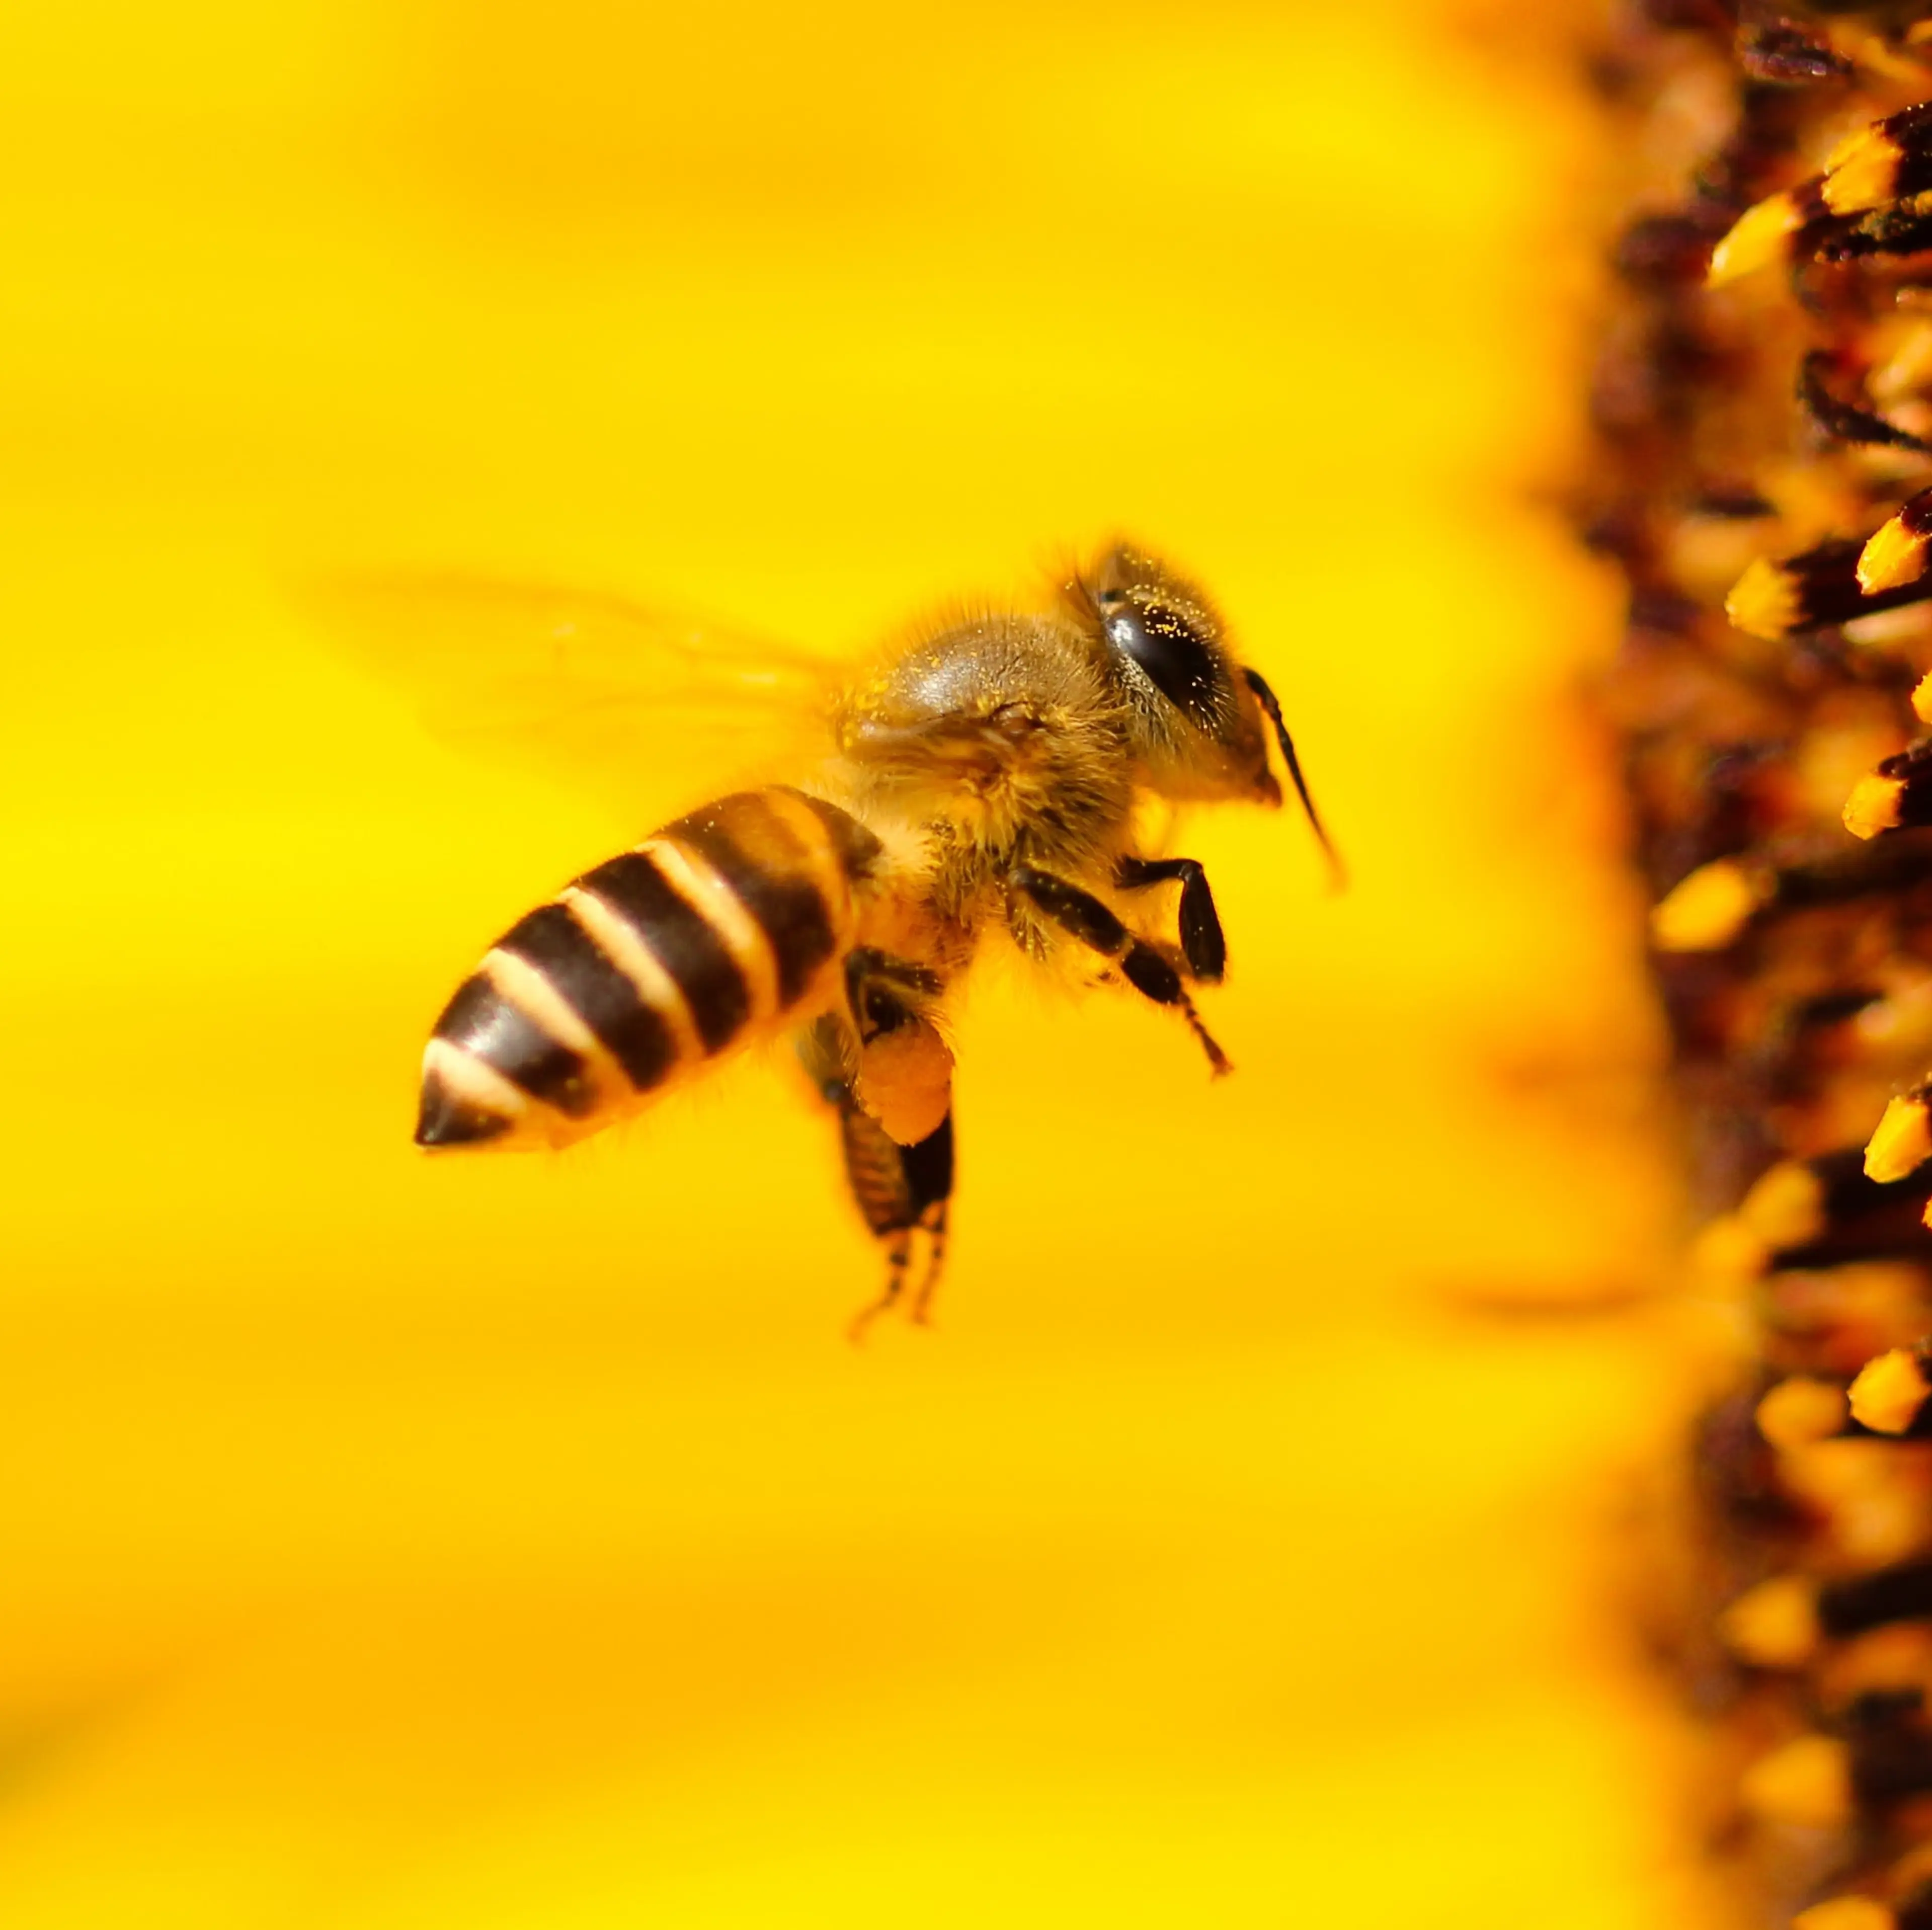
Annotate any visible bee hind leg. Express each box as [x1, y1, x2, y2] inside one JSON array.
[[843, 947, 942, 1044], [841, 1108, 955, 1341], [842, 948, 954, 1147], [797, 1016, 957, 1338], [846, 1230, 913, 1344], [1114, 855, 1226, 983], [1009, 864, 1231, 1075], [909, 1199, 949, 1326]]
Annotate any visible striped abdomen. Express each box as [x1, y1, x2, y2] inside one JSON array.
[[416, 786, 880, 1150]]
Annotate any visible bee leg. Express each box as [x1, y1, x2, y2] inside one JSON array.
[[797, 1017, 957, 1337], [841, 949, 953, 1146], [841, 1108, 955, 1341], [1113, 855, 1226, 983], [847, 1230, 913, 1345], [909, 1200, 949, 1327], [1009, 865, 1231, 1075], [842, 946, 943, 1046]]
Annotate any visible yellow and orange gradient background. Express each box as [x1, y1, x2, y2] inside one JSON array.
[[3, 3, 1714, 1924]]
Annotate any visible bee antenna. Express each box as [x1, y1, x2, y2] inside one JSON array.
[[1243, 667, 1345, 890]]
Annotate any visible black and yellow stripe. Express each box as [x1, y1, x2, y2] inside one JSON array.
[[417, 786, 881, 1150]]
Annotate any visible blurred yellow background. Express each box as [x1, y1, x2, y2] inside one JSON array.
[[1, 2, 1712, 1924]]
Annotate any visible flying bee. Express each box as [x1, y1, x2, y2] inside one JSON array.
[[339, 543, 1337, 1333]]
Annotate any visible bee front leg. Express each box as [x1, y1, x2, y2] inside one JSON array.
[[1008, 865, 1231, 1075], [1113, 855, 1226, 983]]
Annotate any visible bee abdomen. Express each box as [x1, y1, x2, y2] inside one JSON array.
[[496, 902, 680, 1090], [417, 786, 879, 1150], [572, 850, 753, 1054]]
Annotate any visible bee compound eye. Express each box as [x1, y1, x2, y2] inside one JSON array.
[[1104, 599, 1221, 724]]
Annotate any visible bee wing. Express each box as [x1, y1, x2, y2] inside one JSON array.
[[305, 570, 843, 830]]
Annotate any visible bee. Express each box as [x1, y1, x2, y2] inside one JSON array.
[[359, 543, 1336, 1332]]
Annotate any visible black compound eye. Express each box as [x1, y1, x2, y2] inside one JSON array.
[[1102, 597, 1221, 724]]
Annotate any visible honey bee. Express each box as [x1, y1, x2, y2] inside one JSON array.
[[349, 543, 1336, 1332]]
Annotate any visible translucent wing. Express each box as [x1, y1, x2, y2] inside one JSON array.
[[304, 570, 844, 831]]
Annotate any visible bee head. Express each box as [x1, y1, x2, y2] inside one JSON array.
[[1069, 544, 1340, 878]]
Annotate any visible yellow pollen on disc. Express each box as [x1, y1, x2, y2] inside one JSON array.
[[1845, 774, 1906, 841], [1826, 122, 1880, 171], [1718, 1574, 1821, 1669], [1865, 1094, 1932, 1182], [1757, 1377, 1849, 1450], [1915, 672, 1932, 725], [1650, 858, 1766, 952], [1725, 555, 1802, 640], [1689, 1212, 1769, 1282], [1740, 1734, 1855, 1828], [1824, 130, 1906, 215], [1739, 1160, 1826, 1250], [1859, 514, 1927, 592], [1894, 1842, 1932, 1897], [1849, 1348, 1932, 1435], [1707, 192, 1805, 286], [1794, 1899, 1898, 1930]]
